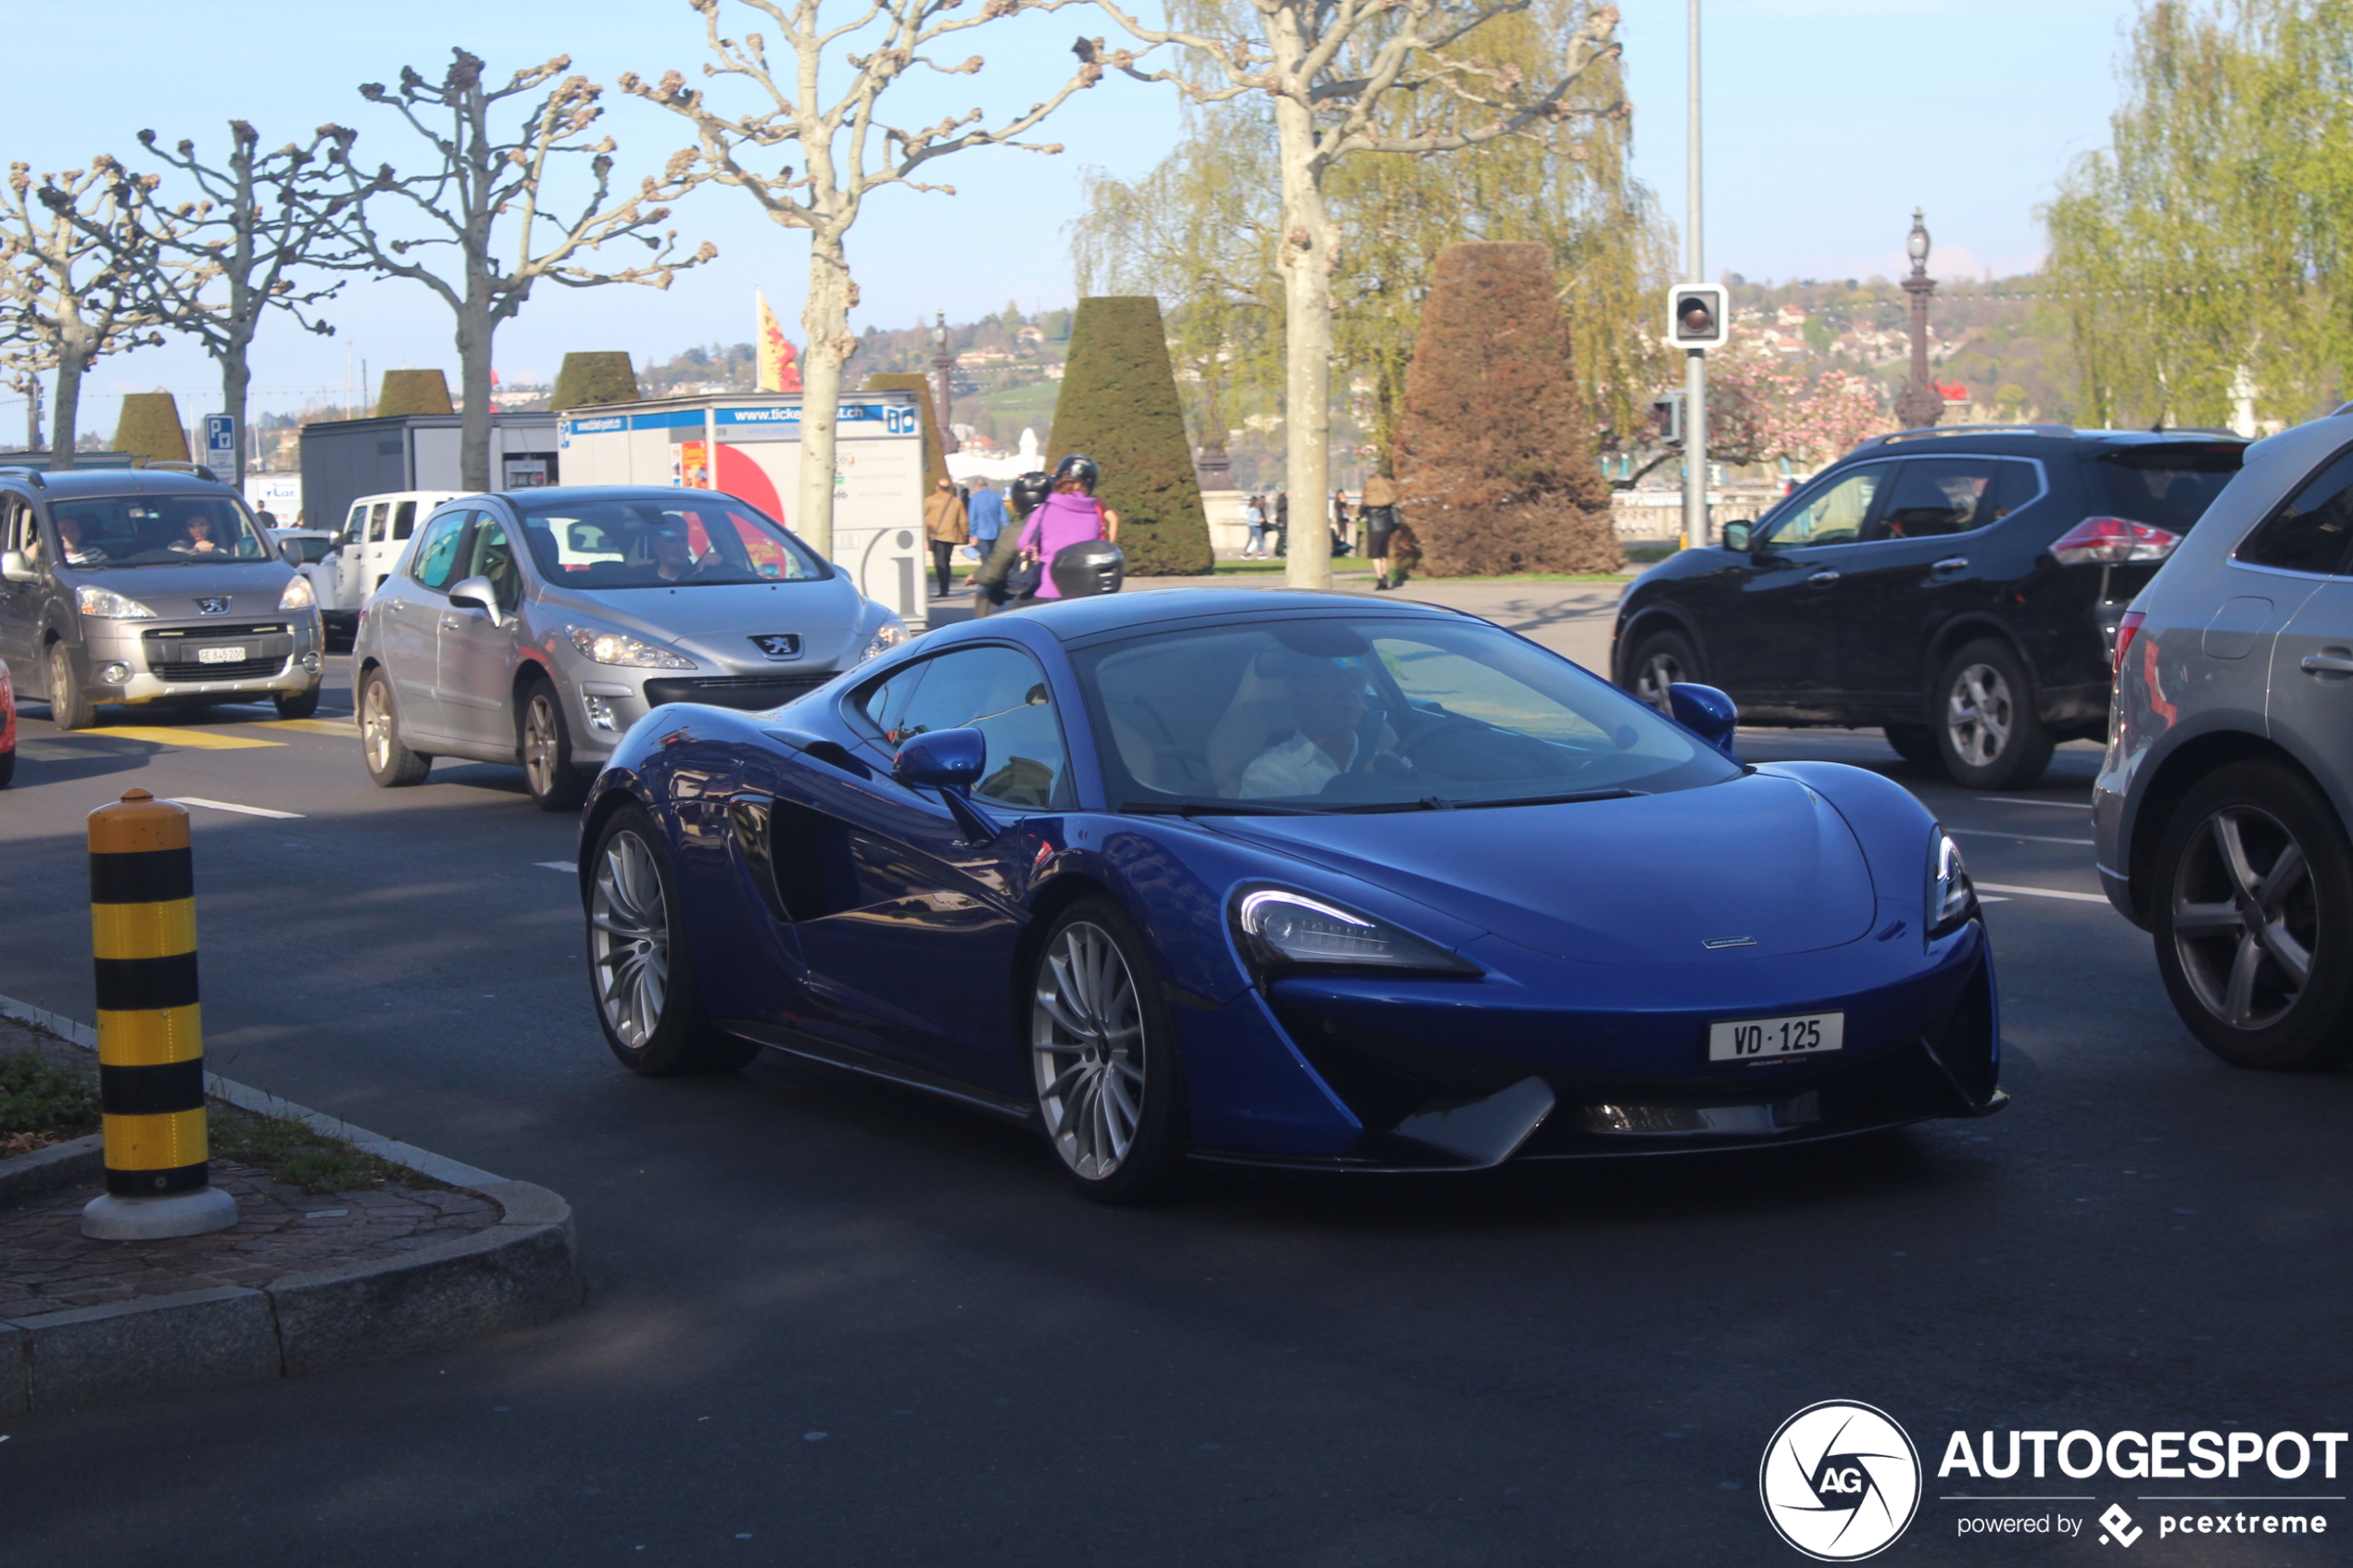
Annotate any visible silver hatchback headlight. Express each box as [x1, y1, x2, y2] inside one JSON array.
[[568, 625, 696, 670], [858, 621, 911, 664]]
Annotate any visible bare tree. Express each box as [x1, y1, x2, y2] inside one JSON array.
[[1088, 0, 1627, 587], [0, 158, 169, 470], [623, 0, 1101, 557], [0, 328, 55, 452], [114, 122, 358, 478], [333, 49, 715, 491]]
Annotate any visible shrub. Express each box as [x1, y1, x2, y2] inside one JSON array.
[[1043, 296, 1214, 576], [863, 373, 951, 494], [376, 370, 455, 418], [114, 392, 188, 462], [552, 352, 641, 409], [1393, 244, 1619, 575]]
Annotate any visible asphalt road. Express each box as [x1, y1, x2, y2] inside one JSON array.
[[2, 631, 2347, 1567]]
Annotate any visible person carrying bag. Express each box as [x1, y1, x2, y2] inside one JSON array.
[[1010, 454, 1123, 605]]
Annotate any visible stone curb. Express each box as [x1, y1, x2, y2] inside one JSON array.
[[0, 995, 583, 1412]]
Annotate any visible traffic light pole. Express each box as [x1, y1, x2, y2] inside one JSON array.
[[1681, 0, 1708, 550]]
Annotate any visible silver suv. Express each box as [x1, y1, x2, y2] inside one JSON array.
[[352, 486, 909, 809], [0, 466, 325, 727], [2096, 408, 2353, 1069]]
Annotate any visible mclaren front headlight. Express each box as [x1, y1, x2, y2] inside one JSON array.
[[1928, 831, 1977, 938], [1230, 884, 1479, 977]]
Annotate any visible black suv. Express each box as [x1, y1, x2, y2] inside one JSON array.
[[1610, 425, 2246, 787]]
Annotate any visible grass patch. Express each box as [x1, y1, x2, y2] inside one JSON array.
[[0, 1050, 101, 1156], [208, 1104, 417, 1195]]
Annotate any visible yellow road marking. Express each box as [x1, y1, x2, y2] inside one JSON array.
[[79, 726, 284, 750], [245, 718, 359, 737]]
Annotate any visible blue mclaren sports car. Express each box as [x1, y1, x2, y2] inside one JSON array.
[[577, 590, 2006, 1203]]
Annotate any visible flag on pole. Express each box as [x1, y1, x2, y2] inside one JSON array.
[[757, 291, 803, 393]]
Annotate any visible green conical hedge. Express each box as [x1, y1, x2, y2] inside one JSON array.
[[1393, 244, 1618, 575], [377, 370, 454, 418], [1043, 297, 1213, 576], [114, 392, 188, 462], [863, 372, 950, 495], [552, 352, 640, 410]]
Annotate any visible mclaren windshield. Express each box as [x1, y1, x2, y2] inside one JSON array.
[[1078, 615, 1743, 812], [46, 495, 273, 569]]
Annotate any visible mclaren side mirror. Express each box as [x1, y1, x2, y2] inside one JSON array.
[[0, 550, 34, 584], [1720, 521, 1752, 553], [894, 726, 986, 790], [447, 574, 502, 627], [1667, 683, 1740, 759]]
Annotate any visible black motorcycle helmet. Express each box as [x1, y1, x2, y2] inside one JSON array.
[[1009, 470, 1052, 518], [1052, 453, 1101, 492]]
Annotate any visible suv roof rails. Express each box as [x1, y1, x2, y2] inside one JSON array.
[[0, 465, 46, 488], [1855, 423, 2076, 449], [128, 458, 225, 483]]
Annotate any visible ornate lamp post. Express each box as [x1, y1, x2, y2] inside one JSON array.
[[930, 311, 961, 456], [1894, 208, 1944, 430]]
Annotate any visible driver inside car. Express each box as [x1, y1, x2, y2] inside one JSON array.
[[647, 528, 710, 583], [1239, 655, 1404, 798]]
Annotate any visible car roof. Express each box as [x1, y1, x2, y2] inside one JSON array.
[[1845, 425, 2250, 461], [0, 466, 237, 499], [477, 485, 751, 509], [963, 587, 1466, 645]]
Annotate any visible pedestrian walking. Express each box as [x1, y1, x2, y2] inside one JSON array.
[[1012, 454, 1120, 603], [971, 470, 1049, 619], [1361, 472, 1401, 589], [1273, 490, 1290, 557], [1329, 488, 1353, 558], [923, 476, 968, 598], [966, 479, 1008, 558], [1243, 494, 1267, 558]]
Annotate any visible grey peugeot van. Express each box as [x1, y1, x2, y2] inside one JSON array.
[[2096, 407, 2353, 1071], [0, 466, 325, 728]]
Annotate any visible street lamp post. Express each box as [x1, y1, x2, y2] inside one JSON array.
[[1681, 0, 1709, 549], [1894, 208, 1944, 430], [930, 311, 962, 457]]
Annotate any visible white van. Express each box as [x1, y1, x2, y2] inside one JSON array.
[[316, 490, 460, 636]]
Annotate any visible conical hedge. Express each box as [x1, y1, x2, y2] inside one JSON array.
[[377, 370, 454, 418], [115, 392, 188, 462], [1393, 244, 1618, 575], [552, 352, 640, 409], [1043, 296, 1214, 576], [863, 373, 950, 494]]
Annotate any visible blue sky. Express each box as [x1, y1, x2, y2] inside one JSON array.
[[6, 0, 2138, 435]]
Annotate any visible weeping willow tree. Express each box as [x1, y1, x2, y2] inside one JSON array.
[[2041, 0, 2351, 428], [1070, 0, 1668, 484]]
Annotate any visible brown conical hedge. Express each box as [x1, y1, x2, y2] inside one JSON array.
[[864, 372, 951, 495], [552, 352, 640, 410], [114, 392, 188, 462], [1042, 296, 1213, 576], [377, 370, 454, 418], [1393, 243, 1618, 576]]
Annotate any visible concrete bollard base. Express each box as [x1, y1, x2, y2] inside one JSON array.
[[80, 1186, 240, 1240]]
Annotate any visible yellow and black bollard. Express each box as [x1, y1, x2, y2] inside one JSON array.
[[80, 789, 237, 1240]]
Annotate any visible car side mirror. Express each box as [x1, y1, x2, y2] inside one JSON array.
[[1720, 521, 1752, 553], [894, 726, 998, 841], [1667, 683, 1739, 759], [0, 550, 33, 584], [278, 541, 304, 565], [447, 573, 502, 627]]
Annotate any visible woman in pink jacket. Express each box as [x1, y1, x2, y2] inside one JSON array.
[[1013, 454, 1122, 600]]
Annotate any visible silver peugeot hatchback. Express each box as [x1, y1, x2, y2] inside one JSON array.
[[2095, 408, 2353, 1070], [352, 485, 911, 809], [0, 466, 325, 727]]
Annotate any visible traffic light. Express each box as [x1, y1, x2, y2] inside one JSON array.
[[1667, 284, 1729, 350], [1650, 391, 1684, 445]]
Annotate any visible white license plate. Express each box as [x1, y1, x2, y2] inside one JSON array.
[[1708, 1011, 1844, 1062], [195, 646, 246, 664]]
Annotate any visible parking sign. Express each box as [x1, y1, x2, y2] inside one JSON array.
[[204, 413, 237, 473]]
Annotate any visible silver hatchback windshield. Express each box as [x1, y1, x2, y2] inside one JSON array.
[[516, 496, 826, 588], [48, 495, 271, 569]]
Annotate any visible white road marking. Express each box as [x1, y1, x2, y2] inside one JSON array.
[[1976, 882, 2111, 905], [1947, 828, 2095, 847], [170, 797, 305, 820], [536, 860, 577, 873], [1981, 797, 2092, 810]]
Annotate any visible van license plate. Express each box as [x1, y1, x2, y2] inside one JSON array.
[[1708, 1012, 1843, 1062], [195, 646, 246, 664]]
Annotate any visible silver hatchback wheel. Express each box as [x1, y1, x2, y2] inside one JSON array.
[[363, 679, 396, 773], [1032, 921, 1146, 1181], [523, 693, 562, 797], [1944, 660, 2014, 768], [592, 830, 671, 1049], [2170, 805, 2316, 1031]]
